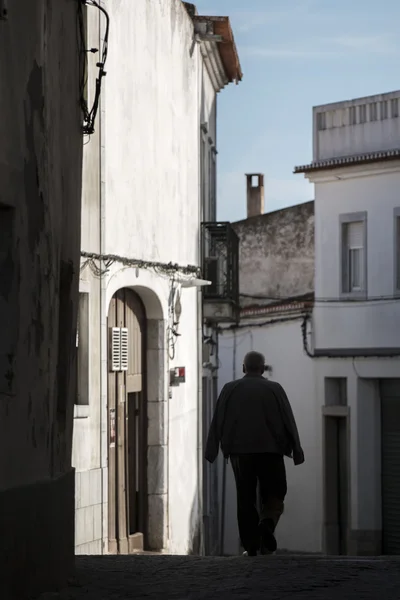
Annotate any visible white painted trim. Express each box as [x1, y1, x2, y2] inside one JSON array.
[[105, 267, 166, 320], [200, 41, 228, 93], [322, 405, 349, 417], [305, 160, 400, 183], [314, 90, 400, 113], [74, 404, 90, 419], [79, 278, 91, 294]]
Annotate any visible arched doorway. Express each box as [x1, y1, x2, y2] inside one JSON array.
[[107, 288, 147, 554]]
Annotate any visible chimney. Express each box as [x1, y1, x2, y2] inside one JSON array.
[[246, 173, 264, 218]]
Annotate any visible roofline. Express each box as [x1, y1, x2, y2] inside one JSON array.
[[190, 13, 243, 84], [240, 293, 314, 319], [313, 90, 400, 113], [232, 199, 315, 226], [294, 149, 400, 174]]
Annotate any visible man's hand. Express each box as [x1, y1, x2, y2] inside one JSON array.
[[205, 448, 218, 464], [293, 449, 305, 466]]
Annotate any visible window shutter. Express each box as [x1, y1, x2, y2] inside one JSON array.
[[110, 327, 121, 372], [347, 221, 363, 249], [120, 327, 129, 371]]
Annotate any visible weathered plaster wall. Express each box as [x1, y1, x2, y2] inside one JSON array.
[[73, 3, 105, 556], [105, 0, 199, 265], [0, 1, 82, 596], [104, 0, 206, 556], [233, 201, 315, 307]]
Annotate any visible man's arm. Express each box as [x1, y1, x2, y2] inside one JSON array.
[[205, 384, 229, 464], [274, 383, 305, 465]]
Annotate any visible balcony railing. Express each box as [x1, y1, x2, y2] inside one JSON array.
[[201, 222, 239, 308]]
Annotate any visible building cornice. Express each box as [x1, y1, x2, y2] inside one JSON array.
[[199, 41, 228, 93], [297, 157, 400, 183], [183, 6, 243, 91], [240, 295, 314, 320], [294, 148, 400, 177]]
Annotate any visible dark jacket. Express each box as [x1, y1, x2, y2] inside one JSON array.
[[205, 375, 305, 465]]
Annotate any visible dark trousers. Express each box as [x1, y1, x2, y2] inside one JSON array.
[[230, 453, 287, 553]]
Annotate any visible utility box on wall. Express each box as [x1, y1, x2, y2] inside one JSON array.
[[170, 367, 186, 386]]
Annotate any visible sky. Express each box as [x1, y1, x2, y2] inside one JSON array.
[[194, 0, 400, 222]]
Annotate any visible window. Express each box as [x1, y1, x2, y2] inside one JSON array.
[[395, 209, 400, 292], [340, 213, 367, 296], [317, 112, 326, 131], [359, 104, 367, 123], [381, 101, 388, 120], [76, 292, 89, 405], [349, 106, 357, 125], [369, 102, 378, 121], [325, 378, 347, 407], [391, 98, 399, 118]]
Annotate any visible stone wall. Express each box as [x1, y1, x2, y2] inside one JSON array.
[[0, 1, 83, 596], [233, 201, 315, 307]]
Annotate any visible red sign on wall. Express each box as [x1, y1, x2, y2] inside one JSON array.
[[170, 367, 186, 386]]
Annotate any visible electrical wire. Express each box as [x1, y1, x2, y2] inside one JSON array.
[[167, 278, 181, 360], [240, 291, 400, 307], [219, 314, 305, 333], [77, 0, 110, 135], [80, 250, 200, 278], [301, 313, 400, 359]]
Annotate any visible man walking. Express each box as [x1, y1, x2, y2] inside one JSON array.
[[205, 351, 304, 556]]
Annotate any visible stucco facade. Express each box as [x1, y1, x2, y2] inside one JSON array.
[[74, 0, 241, 556], [296, 90, 400, 556], [0, 1, 82, 597]]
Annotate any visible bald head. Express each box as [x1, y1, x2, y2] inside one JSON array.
[[243, 351, 265, 375]]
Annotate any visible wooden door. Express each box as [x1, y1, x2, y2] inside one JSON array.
[[108, 288, 147, 554]]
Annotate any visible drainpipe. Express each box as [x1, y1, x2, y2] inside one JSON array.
[[197, 289, 204, 556], [196, 42, 205, 556], [99, 3, 107, 553]]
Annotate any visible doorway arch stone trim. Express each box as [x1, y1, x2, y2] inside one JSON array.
[[105, 268, 168, 551]]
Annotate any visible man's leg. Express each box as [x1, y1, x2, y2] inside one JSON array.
[[257, 453, 287, 553], [230, 454, 259, 555]]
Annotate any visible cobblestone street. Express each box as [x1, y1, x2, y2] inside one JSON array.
[[37, 555, 400, 599]]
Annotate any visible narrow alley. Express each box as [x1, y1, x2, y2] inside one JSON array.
[[37, 555, 400, 599]]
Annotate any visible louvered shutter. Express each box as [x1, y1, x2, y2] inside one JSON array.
[[110, 327, 121, 371], [120, 328, 129, 371], [347, 221, 363, 249]]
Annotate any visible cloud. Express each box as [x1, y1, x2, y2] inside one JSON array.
[[241, 33, 399, 61], [192, 0, 320, 34], [241, 46, 338, 59], [233, 0, 319, 33], [328, 34, 397, 54]]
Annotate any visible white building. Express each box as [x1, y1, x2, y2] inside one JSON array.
[[73, 0, 242, 556], [295, 90, 400, 555], [218, 176, 321, 555]]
